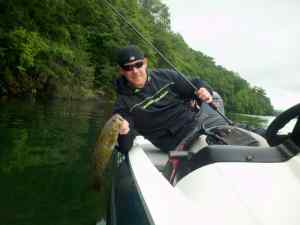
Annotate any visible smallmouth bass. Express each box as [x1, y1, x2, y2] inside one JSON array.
[[92, 114, 124, 191]]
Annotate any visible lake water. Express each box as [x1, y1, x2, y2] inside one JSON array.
[[229, 113, 296, 134], [0, 98, 114, 225], [0, 99, 295, 225]]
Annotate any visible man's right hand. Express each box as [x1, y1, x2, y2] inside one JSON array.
[[119, 119, 130, 135], [195, 87, 213, 103]]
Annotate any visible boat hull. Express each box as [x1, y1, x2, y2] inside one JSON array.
[[107, 132, 300, 225]]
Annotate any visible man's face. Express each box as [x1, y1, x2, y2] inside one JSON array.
[[120, 58, 148, 88]]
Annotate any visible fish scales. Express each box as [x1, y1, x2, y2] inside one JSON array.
[[93, 114, 124, 191]]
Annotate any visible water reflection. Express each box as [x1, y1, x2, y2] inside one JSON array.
[[0, 98, 113, 225], [0, 99, 288, 225]]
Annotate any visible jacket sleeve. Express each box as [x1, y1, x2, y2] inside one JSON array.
[[113, 96, 137, 154], [165, 69, 213, 99]]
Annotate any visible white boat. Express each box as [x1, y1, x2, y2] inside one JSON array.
[[108, 104, 300, 225]]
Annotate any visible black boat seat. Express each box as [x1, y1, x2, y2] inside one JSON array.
[[142, 139, 300, 174], [187, 139, 300, 171]]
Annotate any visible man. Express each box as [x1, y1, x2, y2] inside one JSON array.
[[113, 45, 227, 153]]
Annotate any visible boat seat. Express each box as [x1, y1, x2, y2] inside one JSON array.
[[138, 128, 271, 172], [140, 139, 273, 172], [187, 139, 300, 170]]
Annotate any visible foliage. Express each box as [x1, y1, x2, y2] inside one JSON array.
[[6, 27, 48, 71], [0, 0, 274, 114]]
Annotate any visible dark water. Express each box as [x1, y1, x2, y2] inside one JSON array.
[[0, 98, 273, 225], [0, 98, 113, 225]]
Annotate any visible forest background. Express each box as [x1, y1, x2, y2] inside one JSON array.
[[0, 0, 274, 115]]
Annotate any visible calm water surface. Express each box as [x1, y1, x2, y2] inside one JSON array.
[[0, 98, 113, 225], [0, 99, 294, 225], [229, 113, 296, 134]]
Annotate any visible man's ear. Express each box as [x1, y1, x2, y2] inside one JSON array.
[[144, 57, 148, 67]]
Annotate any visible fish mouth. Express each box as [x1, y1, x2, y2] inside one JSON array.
[[113, 114, 124, 123]]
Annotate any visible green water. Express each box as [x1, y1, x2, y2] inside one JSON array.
[[0, 98, 277, 225], [228, 113, 271, 128], [0, 98, 113, 225], [229, 112, 296, 134]]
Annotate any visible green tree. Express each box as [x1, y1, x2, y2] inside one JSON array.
[[0, 0, 274, 115]]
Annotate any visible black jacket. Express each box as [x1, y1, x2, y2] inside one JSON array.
[[113, 69, 212, 153]]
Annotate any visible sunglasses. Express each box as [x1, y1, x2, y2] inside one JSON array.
[[122, 61, 144, 71]]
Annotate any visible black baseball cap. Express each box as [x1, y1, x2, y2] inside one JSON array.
[[117, 45, 144, 67]]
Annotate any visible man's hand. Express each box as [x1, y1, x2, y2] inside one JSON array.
[[119, 119, 130, 135], [195, 87, 213, 103]]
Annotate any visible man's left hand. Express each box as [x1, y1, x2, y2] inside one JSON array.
[[195, 87, 213, 103]]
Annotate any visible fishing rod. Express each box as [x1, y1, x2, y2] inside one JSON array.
[[103, 0, 233, 125]]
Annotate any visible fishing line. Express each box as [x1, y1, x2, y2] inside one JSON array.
[[103, 0, 233, 125]]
